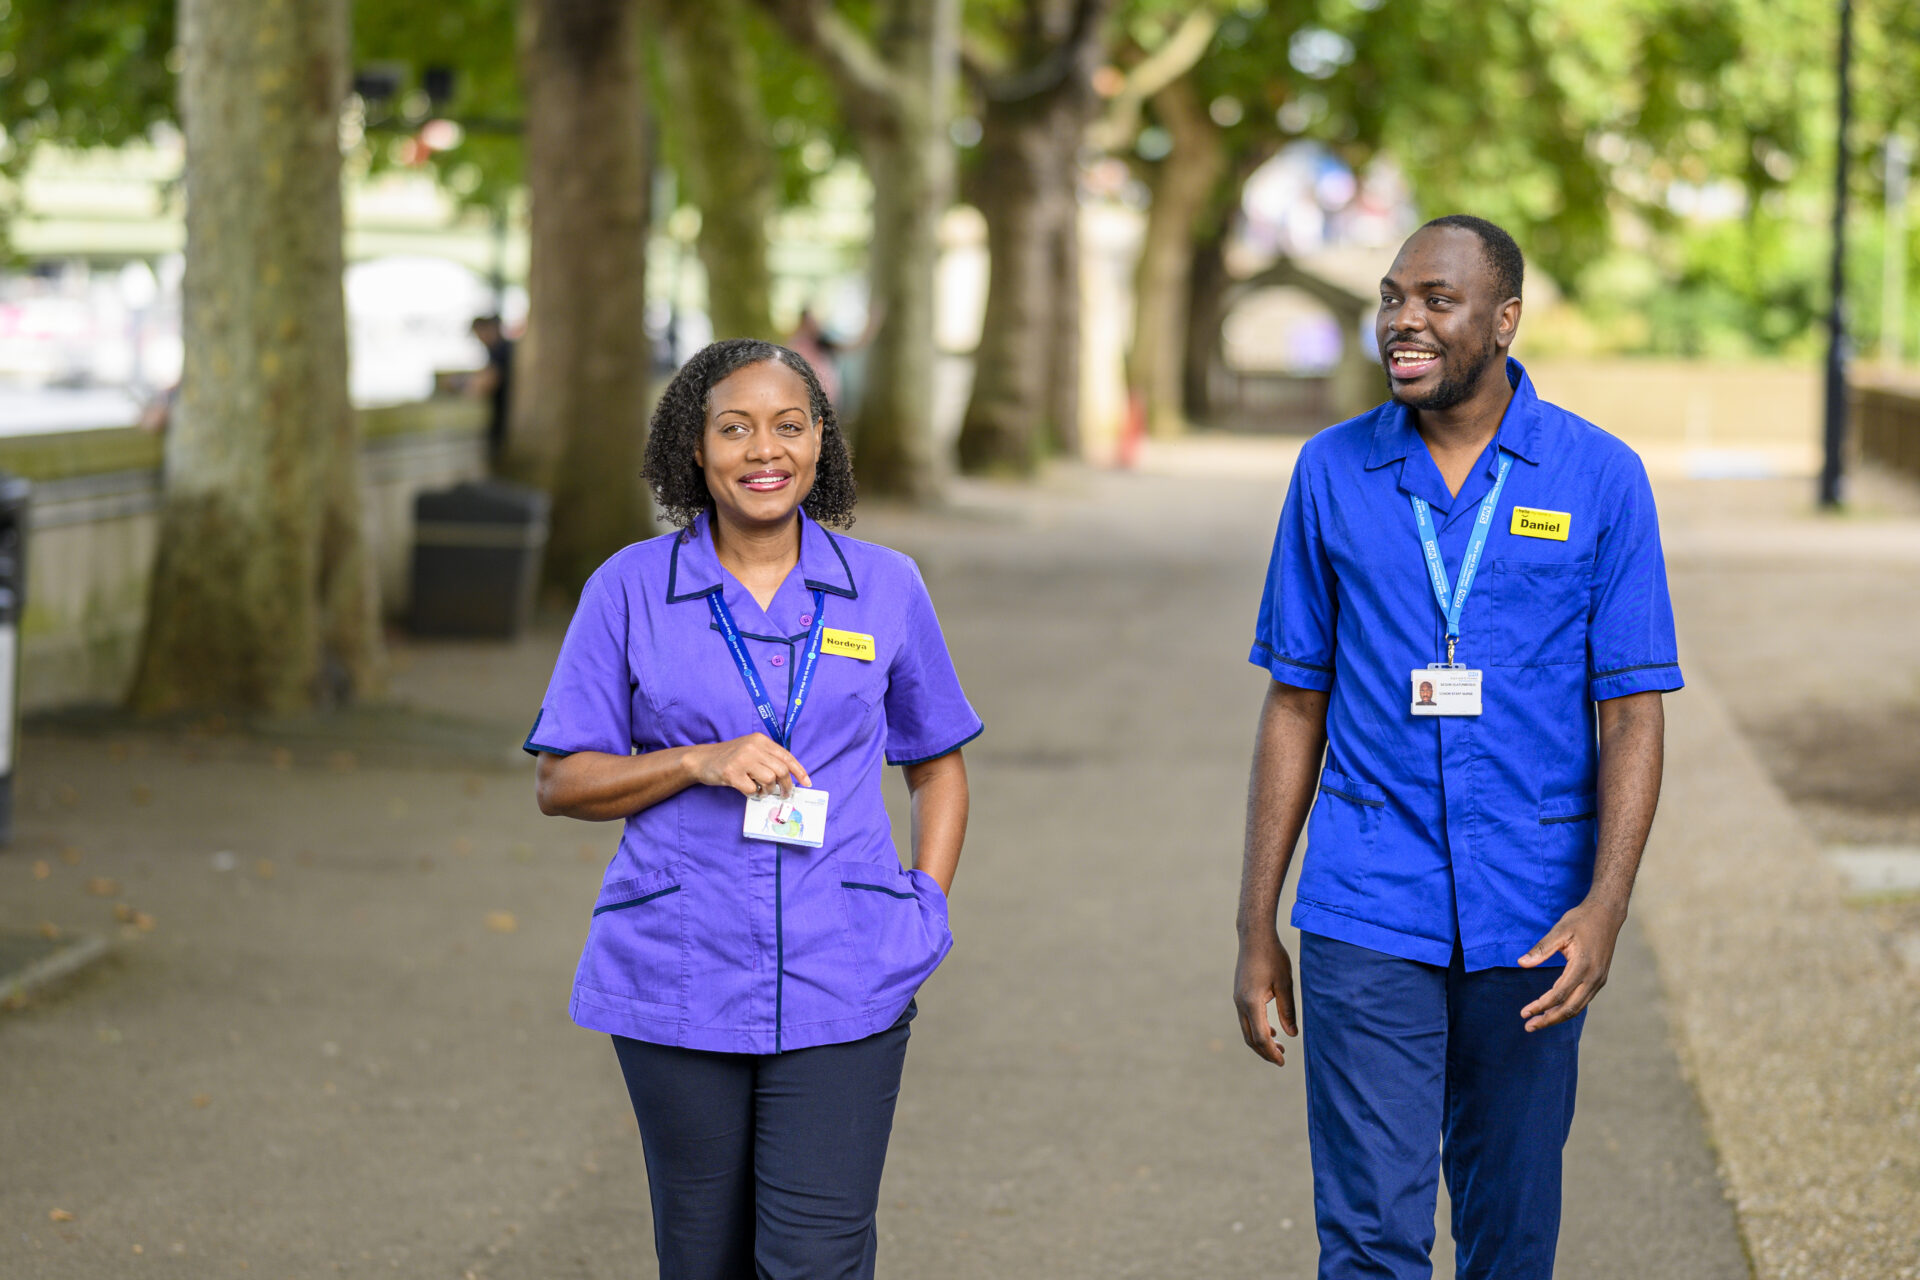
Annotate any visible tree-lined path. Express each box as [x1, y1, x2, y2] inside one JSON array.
[[3, 446, 1748, 1278]]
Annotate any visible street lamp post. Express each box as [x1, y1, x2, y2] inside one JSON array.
[[1819, 0, 1854, 509]]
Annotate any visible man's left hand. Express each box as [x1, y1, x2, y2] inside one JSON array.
[[1516, 901, 1626, 1031]]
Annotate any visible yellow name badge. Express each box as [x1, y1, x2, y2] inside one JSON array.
[[1510, 507, 1572, 541], [820, 628, 876, 661]]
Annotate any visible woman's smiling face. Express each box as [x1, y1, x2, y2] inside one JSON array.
[[697, 359, 821, 531]]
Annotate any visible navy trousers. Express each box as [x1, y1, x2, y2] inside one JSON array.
[[1300, 933, 1585, 1280], [611, 1007, 911, 1280]]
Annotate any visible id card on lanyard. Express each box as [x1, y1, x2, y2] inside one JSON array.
[[1408, 450, 1511, 717], [708, 588, 832, 845]]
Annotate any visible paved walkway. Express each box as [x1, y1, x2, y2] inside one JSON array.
[[3, 444, 1769, 1277]]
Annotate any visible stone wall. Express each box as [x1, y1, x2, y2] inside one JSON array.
[[1852, 371, 1920, 485], [2, 400, 487, 712]]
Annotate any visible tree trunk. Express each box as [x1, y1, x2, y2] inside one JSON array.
[[1128, 75, 1223, 439], [955, 3, 1102, 475], [1182, 228, 1229, 425], [130, 0, 378, 715], [956, 96, 1067, 475], [515, 0, 653, 594], [655, 0, 776, 341], [844, 0, 957, 500]]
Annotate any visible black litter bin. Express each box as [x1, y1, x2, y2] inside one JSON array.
[[0, 472, 29, 847], [409, 481, 549, 639]]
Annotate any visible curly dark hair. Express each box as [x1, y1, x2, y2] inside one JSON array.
[[642, 339, 857, 529]]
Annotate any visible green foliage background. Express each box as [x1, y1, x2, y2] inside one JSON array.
[[2, 0, 1917, 360]]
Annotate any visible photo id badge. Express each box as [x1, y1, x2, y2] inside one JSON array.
[[1411, 665, 1483, 716], [743, 787, 830, 848]]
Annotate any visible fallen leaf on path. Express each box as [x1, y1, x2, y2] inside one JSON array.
[[453, 837, 475, 856], [112, 903, 135, 922], [60, 846, 82, 865], [38, 922, 59, 940], [85, 877, 120, 897], [48, 1208, 73, 1222], [132, 912, 156, 932], [463, 777, 485, 797], [131, 783, 153, 805], [484, 911, 519, 935], [191, 1093, 211, 1109], [31, 860, 50, 879], [254, 859, 276, 879], [132, 1243, 143, 1254]]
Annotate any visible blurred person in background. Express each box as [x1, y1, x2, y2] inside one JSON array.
[[525, 338, 980, 1279], [1233, 216, 1680, 1279], [784, 308, 841, 408], [467, 314, 515, 470]]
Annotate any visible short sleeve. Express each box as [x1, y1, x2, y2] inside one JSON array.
[[1586, 455, 1684, 701], [882, 564, 983, 766], [523, 568, 634, 756], [1249, 458, 1337, 691]]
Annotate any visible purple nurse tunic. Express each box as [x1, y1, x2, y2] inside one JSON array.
[[525, 510, 983, 1054]]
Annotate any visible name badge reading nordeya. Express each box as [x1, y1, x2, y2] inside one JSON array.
[[821, 629, 876, 661], [743, 787, 830, 847], [1411, 665, 1483, 716]]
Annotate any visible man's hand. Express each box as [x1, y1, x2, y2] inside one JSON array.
[[1234, 928, 1299, 1066], [1516, 900, 1626, 1031]]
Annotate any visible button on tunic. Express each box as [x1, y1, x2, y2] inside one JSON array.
[[1251, 360, 1684, 970], [527, 512, 984, 1053]]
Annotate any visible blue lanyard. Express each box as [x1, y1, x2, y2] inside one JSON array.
[[708, 589, 827, 750], [1409, 449, 1512, 664]]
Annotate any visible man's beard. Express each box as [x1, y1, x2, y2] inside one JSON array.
[[1386, 330, 1499, 412]]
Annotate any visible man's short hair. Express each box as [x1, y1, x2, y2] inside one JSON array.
[[1420, 215, 1524, 302]]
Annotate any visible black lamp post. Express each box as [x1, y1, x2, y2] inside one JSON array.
[[1819, 0, 1854, 509]]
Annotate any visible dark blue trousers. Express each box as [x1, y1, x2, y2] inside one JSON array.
[[611, 1007, 911, 1280], [1300, 933, 1585, 1280]]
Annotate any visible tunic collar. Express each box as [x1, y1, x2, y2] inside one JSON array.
[[1363, 357, 1545, 518], [665, 509, 858, 605]]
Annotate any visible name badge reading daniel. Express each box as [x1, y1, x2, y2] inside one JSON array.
[[1411, 666, 1482, 716], [743, 787, 830, 847], [821, 629, 875, 661], [1510, 507, 1571, 540]]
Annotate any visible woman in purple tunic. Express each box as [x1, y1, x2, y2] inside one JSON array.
[[526, 339, 981, 1280]]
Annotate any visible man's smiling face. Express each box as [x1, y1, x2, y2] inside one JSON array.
[[1376, 226, 1518, 413]]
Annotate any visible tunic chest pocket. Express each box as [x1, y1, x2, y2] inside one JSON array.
[[1487, 559, 1590, 668]]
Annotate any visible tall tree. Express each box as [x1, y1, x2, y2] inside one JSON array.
[[1130, 71, 1227, 439], [512, 0, 653, 592], [650, 0, 779, 342], [955, 0, 1109, 475], [130, 0, 379, 714], [759, 0, 961, 500]]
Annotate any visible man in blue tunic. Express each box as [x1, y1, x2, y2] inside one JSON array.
[[1233, 215, 1682, 1279]]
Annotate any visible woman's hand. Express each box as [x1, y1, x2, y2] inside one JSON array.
[[689, 734, 811, 798], [536, 735, 807, 821]]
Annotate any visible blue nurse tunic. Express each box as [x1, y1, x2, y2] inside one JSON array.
[[1251, 358, 1685, 970]]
